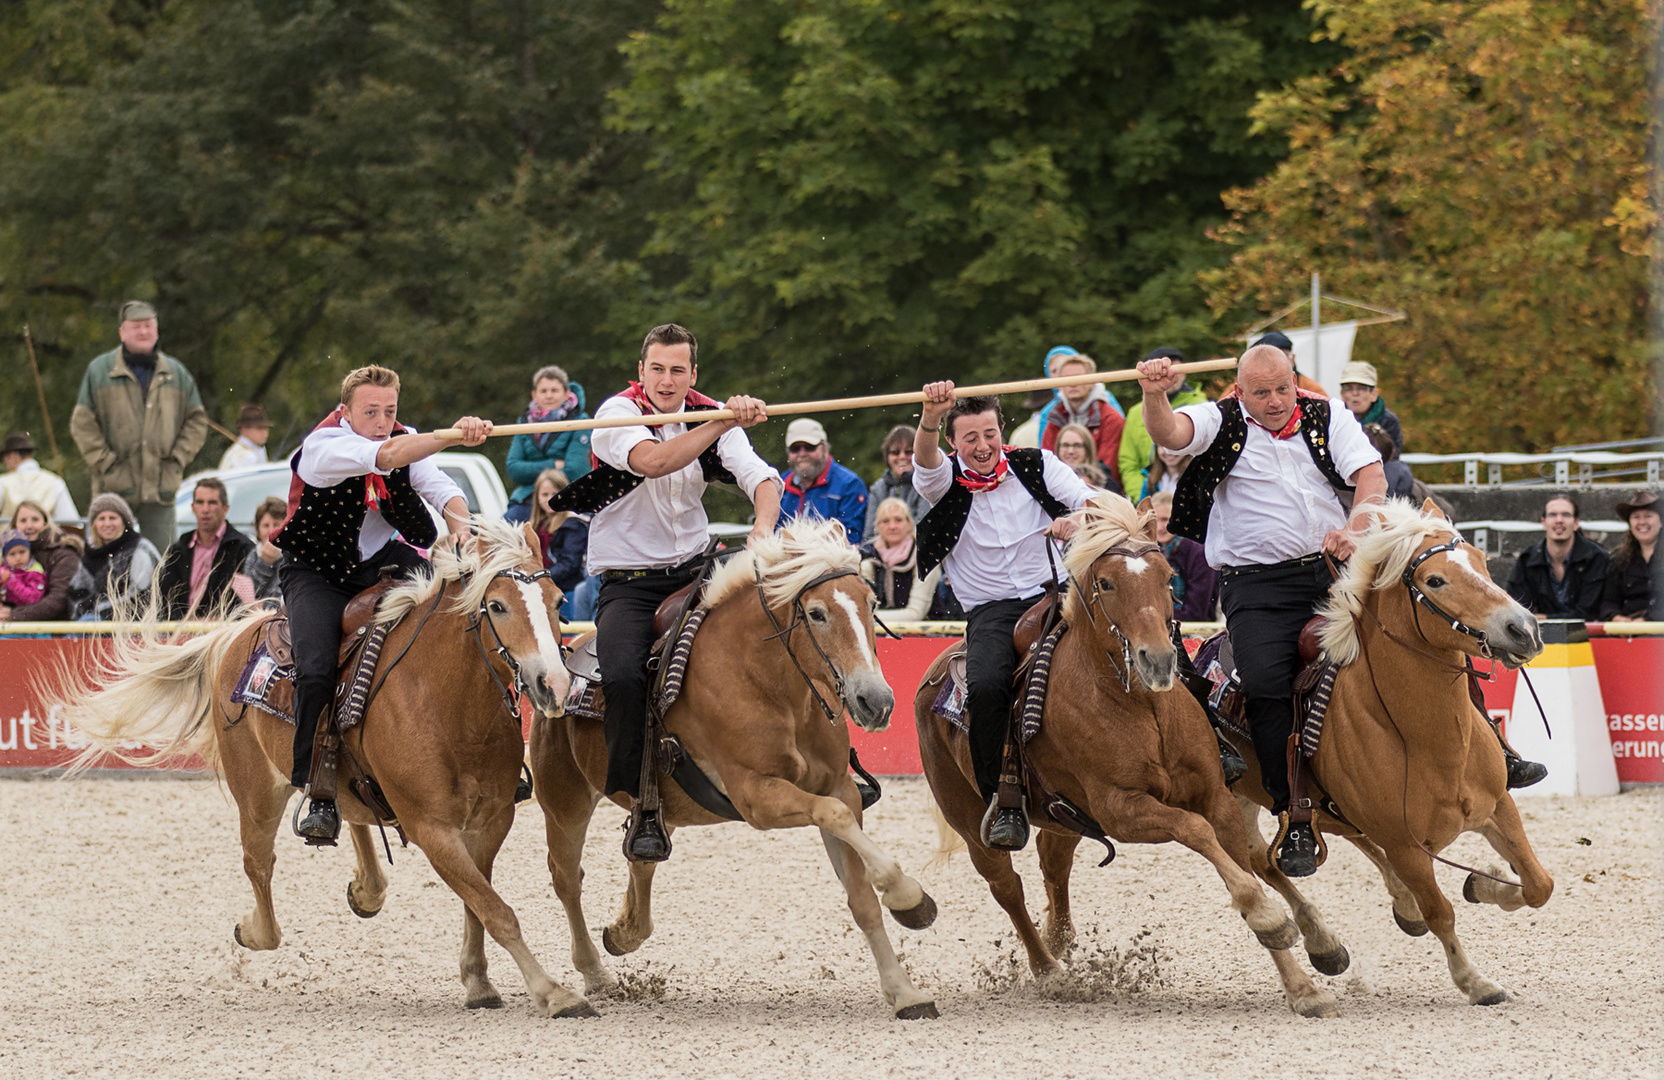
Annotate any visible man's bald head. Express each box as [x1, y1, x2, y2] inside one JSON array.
[[1238, 344, 1295, 381], [1235, 344, 1298, 431]]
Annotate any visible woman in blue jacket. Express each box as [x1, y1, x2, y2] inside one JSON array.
[[505, 365, 590, 523]]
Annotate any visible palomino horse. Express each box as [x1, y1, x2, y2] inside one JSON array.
[[1227, 498, 1553, 1006], [529, 517, 941, 1019], [52, 518, 599, 1018], [917, 496, 1339, 1018]]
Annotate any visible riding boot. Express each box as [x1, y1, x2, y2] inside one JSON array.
[[1271, 812, 1319, 878], [1488, 718, 1547, 788], [1216, 732, 1247, 786], [295, 797, 341, 845], [514, 761, 534, 803], [981, 793, 1030, 852], [622, 714, 671, 863]]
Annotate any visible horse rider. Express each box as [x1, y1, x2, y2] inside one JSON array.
[[274, 365, 492, 843], [913, 383, 1093, 851], [1137, 346, 1545, 878], [549, 323, 781, 863]]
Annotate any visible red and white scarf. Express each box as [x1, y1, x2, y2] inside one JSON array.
[[620, 381, 722, 417], [956, 448, 1015, 493]]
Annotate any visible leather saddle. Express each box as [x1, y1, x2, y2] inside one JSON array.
[[262, 576, 401, 672]]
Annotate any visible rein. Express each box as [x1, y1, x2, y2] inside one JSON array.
[[754, 564, 862, 723]]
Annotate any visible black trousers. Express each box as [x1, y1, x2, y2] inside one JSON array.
[[281, 542, 428, 788], [595, 567, 700, 799], [964, 595, 1044, 801], [1219, 557, 1335, 814]]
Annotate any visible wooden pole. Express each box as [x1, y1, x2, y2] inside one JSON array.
[[19, 324, 64, 471], [434, 357, 1238, 440]]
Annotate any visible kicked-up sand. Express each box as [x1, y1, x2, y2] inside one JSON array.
[[0, 776, 1658, 1079]]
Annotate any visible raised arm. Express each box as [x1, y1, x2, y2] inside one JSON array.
[[376, 416, 492, 471], [627, 396, 768, 479], [1135, 357, 1196, 451], [914, 381, 955, 470]]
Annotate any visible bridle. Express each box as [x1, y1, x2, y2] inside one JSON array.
[[1063, 539, 1160, 694], [467, 565, 559, 719], [1401, 536, 1497, 660], [755, 564, 864, 723]]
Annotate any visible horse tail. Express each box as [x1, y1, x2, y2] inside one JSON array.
[[925, 790, 966, 869], [44, 605, 265, 777]]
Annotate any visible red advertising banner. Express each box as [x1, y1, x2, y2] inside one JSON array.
[[5, 632, 1659, 783]]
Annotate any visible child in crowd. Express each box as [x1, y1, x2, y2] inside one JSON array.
[[1, 530, 48, 607]]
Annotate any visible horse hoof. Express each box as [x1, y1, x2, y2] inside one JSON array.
[[895, 1001, 940, 1020], [233, 924, 245, 949], [1253, 917, 1300, 952], [466, 995, 505, 1010], [601, 925, 632, 957], [1295, 995, 1342, 1019], [1473, 989, 1511, 1006], [346, 882, 381, 919], [552, 999, 601, 1019], [888, 893, 938, 930], [1308, 943, 1351, 976], [1393, 909, 1429, 937], [1463, 873, 1481, 904]]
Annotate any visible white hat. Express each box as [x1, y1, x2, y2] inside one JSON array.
[[785, 418, 828, 448], [1339, 361, 1378, 387]]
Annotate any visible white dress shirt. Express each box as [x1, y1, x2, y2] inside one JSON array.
[[913, 449, 1092, 610], [0, 459, 78, 521], [218, 437, 268, 472], [1175, 399, 1381, 569], [297, 417, 465, 560], [586, 393, 781, 574]]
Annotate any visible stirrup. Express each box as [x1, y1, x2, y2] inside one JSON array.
[[622, 805, 670, 863], [1271, 811, 1323, 878], [980, 795, 1030, 852], [293, 794, 340, 847]]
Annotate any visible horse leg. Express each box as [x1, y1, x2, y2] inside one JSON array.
[[539, 789, 617, 995], [1344, 833, 1429, 936], [1235, 794, 1350, 976], [346, 824, 388, 919], [602, 842, 665, 957], [407, 821, 597, 1019], [1464, 796, 1554, 913], [1035, 830, 1080, 961], [819, 829, 938, 1018], [964, 838, 1058, 977], [729, 776, 933, 927], [455, 816, 511, 1011], [231, 775, 294, 952], [1090, 788, 1337, 1018], [1385, 847, 1510, 1006]]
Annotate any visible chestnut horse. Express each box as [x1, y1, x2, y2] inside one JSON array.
[[917, 496, 1339, 1018], [530, 517, 941, 1019], [1226, 498, 1553, 1006], [52, 518, 599, 1018]]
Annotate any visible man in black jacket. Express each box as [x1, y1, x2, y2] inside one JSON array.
[[157, 477, 254, 619], [1506, 495, 1609, 621]]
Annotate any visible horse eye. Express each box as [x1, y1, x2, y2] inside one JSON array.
[[808, 607, 828, 622], [488, 600, 508, 615], [1097, 578, 1113, 592], [1426, 575, 1446, 589]]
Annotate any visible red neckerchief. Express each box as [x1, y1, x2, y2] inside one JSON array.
[[784, 457, 832, 497], [1248, 401, 1304, 440], [956, 448, 1015, 493], [620, 381, 722, 416]]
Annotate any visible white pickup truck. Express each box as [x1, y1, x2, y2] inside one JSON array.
[[175, 453, 510, 541]]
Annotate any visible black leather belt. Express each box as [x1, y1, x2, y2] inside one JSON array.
[[1218, 551, 1325, 579], [598, 560, 702, 586]]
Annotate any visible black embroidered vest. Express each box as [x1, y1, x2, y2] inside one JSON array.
[[916, 448, 1069, 576], [273, 426, 437, 585], [1169, 397, 1354, 545], [550, 400, 737, 515]]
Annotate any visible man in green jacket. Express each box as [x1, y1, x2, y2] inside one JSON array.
[[1119, 347, 1208, 501], [70, 301, 210, 549]]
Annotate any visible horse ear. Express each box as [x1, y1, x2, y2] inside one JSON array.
[[521, 522, 541, 553], [1420, 496, 1449, 521], [1135, 496, 1157, 540]]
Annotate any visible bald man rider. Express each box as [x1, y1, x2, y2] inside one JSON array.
[[1138, 345, 1385, 877]]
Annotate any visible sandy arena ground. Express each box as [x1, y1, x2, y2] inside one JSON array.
[[1, 776, 1659, 1079]]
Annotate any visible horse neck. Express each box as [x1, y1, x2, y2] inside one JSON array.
[[704, 588, 820, 714], [1349, 584, 1472, 723], [1054, 619, 1158, 710], [401, 590, 517, 731]]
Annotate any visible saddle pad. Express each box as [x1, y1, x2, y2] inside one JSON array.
[[562, 607, 708, 723], [1018, 622, 1066, 745], [930, 652, 969, 733], [1296, 660, 1340, 761], [1193, 630, 1250, 740], [231, 641, 296, 724], [654, 607, 706, 715]]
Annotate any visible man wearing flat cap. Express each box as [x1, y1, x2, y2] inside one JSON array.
[[219, 403, 273, 471], [0, 432, 77, 522], [70, 301, 209, 549]]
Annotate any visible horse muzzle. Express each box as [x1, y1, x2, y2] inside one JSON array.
[[1487, 608, 1544, 670], [844, 671, 895, 733], [523, 661, 571, 718], [1134, 645, 1178, 693]]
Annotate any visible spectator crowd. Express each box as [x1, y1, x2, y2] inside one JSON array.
[[0, 306, 1658, 627]]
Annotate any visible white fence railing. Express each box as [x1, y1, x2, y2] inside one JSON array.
[[1400, 450, 1663, 487]]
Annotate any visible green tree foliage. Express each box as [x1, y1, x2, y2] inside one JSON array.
[[610, 0, 1339, 471], [1205, 0, 1658, 453], [0, 0, 657, 492]]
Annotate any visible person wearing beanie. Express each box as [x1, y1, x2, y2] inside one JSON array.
[[82, 492, 164, 620], [1119, 347, 1208, 501], [0, 530, 48, 608]]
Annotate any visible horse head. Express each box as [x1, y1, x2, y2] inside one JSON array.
[[449, 521, 572, 717], [1063, 496, 1180, 693], [1397, 500, 1543, 668], [795, 569, 895, 732]]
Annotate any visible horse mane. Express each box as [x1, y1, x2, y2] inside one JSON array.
[[378, 516, 539, 622], [702, 516, 860, 612], [1317, 499, 1456, 664], [1061, 495, 1155, 623]]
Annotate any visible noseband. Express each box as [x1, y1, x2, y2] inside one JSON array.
[[1063, 540, 1159, 695], [467, 565, 559, 718], [755, 565, 863, 723]]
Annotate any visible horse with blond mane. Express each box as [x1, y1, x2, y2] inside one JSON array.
[[917, 495, 1340, 1018], [1222, 498, 1553, 1006], [531, 517, 941, 1019], [50, 518, 600, 1018]]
